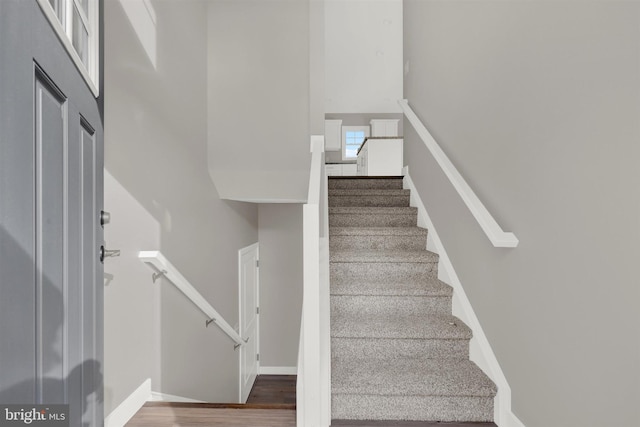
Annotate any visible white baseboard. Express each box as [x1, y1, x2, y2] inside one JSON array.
[[259, 366, 297, 375], [403, 168, 525, 427], [104, 378, 151, 427], [150, 391, 205, 403], [506, 411, 527, 427]]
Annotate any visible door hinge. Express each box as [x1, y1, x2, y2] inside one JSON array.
[[256, 307, 260, 315], [257, 353, 260, 361], [256, 259, 259, 268]]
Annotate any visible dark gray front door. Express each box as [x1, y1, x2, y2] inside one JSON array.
[[0, 1, 104, 426]]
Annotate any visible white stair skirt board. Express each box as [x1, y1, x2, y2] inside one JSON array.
[[149, 392, 205, 403], [104, 378, 151, 427], [403, 167, 526, 427], [259, 366, 298, 375]]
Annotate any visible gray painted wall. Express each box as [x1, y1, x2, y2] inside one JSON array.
[[104, 0, 259, 413], [404, 2, 640, 426], [207, 0, 312, 202], [257, 204, 304, 368]]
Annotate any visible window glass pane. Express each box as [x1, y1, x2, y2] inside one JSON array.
[[48, 0, 64, 24], [346, 147, 357, 158], [72, 6, 89, 66]]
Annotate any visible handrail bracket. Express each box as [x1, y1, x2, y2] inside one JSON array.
[[152, 269, 167, 283], [234, 337, 249, 351]]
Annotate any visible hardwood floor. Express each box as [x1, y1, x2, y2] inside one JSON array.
[[126, 375, 297, 426], [247, 374, 296, 406], [125, 405, 295, 426]]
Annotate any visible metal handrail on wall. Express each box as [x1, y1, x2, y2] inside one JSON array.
[[399, 99, 519, 248], [297, 136, 331, 427], [139, 250, 247, 349]]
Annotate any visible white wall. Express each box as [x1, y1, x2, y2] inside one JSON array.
[[404, 2, 640, 426], [103, 171, 159, 416], [104, 0, 259, 414], [257, 204, 304, 370], [325, 0, 403, 113], [207, 0, 312, 202]]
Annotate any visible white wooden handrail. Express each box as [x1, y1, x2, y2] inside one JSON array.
[[399, 99, 519, 248], [138, 250, 247, 349]]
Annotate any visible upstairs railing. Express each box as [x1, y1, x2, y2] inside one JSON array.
[[139, 250, 247, 349], [297, 136, 331, 427], [399, 99, 519, 248]]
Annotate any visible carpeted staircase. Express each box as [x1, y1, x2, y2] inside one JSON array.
[[329, 176, 497, 422]]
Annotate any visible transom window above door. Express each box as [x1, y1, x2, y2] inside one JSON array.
[[342, 126, 370, 160], [37, 0, 99, 96]]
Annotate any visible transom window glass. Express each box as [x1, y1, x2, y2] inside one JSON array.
[[342, 126, 370, 160], [37, 0, 99, 96]]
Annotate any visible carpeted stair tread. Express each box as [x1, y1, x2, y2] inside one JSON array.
[[328, 177, 404, 190], [331, 394, 494, 422], [330, 206, 417, 215], [332, 357, 497, 397], [330, 249, 438, 264], [331, 278, 452, 297], [329, 189, 411, 196], [330, 226, 427, 237], [331, 312, 471, 340]]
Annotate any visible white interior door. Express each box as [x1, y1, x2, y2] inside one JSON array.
[[239, 243, 259, 403]]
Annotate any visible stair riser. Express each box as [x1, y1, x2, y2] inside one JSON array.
[[331, 394, 494, 422], [330, 235, 426, 251], [331, 337, 469, 360], [329, 195, 410, 207], [329, 179, 403, 190], [331, 295, 451, 316], [329, 213, 417, 227], [330, 262, 438, 283]]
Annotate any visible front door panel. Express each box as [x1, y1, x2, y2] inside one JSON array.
[[35, 70, 67, 405], [0, 1, 104, 425]]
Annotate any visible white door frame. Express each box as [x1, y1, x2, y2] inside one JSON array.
[[238, 242, 260, 403]]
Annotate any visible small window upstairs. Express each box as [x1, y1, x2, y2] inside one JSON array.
[[342, 126, 370, 160]]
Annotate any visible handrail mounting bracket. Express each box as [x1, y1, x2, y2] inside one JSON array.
[[234, 337, 249, 351], [152, 269, 168, 283]]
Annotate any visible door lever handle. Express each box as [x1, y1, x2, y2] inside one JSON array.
[[99, 246, 120, 263]]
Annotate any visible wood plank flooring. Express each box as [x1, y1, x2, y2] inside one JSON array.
[[126, 405, 295, 426], [126, 375, 297, 426], [247, 374, 296, 406]]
